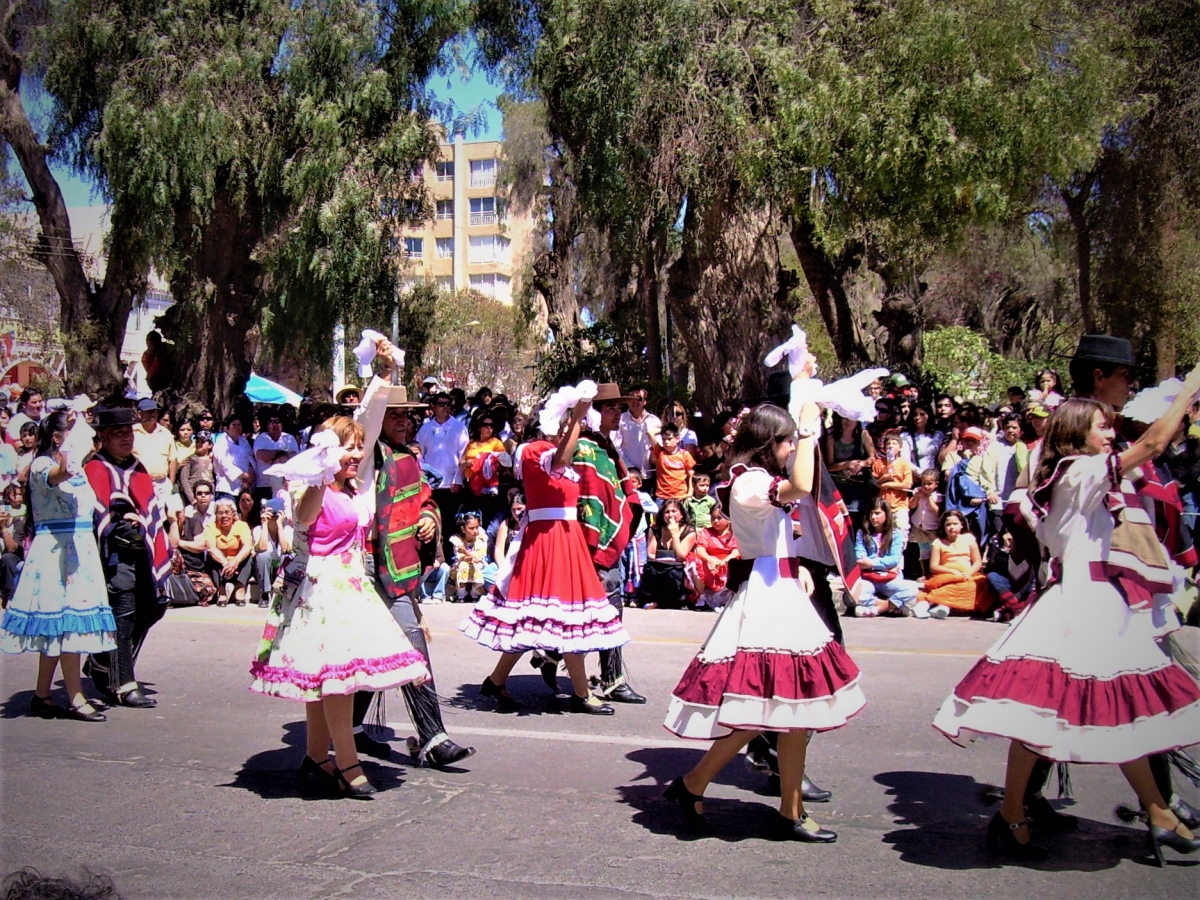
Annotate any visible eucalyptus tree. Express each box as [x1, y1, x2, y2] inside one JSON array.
[[5, 0, 465, 405]]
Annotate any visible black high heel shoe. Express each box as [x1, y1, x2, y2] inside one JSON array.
[[664, 776, 712, 834], [985, 812, 1049, 862], [335, 763, 378, 799], [29, 695, 61, 719], [1025, 794, 1077, 833], [64, 702, 107, 723], [480, 676, 522, 712], [298, 756, 341, 797], [1147, 822, 1200, 867]]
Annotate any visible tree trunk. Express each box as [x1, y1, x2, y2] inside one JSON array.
[[641, 243, 663, 384], [788, 211, 869, 365], [1, 42, 137, 396], [1062, 175, 1096, 333]]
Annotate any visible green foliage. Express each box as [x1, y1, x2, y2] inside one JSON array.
[[534, 319, 648, 395], [922, 326, 1051, 404]]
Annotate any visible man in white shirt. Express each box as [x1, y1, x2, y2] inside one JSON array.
[[615, 386, 661, 490], [416, 391, 468, 559], [132, 398, 175, 496], [252, 407, 299, 499], [213, 413, 254, 496], [6, 387, 44, 442]]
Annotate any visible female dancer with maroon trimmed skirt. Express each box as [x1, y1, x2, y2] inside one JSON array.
[[662, 378, 866, 842], [461, 391, 629, 715], [933, 368, 1200, 865]]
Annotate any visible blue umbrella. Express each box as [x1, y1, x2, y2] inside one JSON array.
[[245, 371, 303, 406]]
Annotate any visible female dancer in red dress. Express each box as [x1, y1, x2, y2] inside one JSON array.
[[461, 395, 629, 715]]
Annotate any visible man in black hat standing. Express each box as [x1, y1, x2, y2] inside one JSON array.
[[83, 406, 172, 708], [350, 345, 475, 768]]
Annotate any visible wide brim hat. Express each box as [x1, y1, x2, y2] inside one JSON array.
[[591, 382, 635, 404], [1069, 335, 1149, 370], [334, 384, 361, 403], [94, 406, 137, 429], [383, 385, 426, 409]]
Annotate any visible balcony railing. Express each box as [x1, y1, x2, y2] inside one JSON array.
[[469, 172, 496, 188], [469, 212, 497, 226]]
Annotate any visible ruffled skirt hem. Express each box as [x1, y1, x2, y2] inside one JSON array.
[[664, 683, 867, 740], [248, 650, 429, 702]]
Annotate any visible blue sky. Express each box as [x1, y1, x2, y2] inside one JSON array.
[[48, 64, 505, 208]]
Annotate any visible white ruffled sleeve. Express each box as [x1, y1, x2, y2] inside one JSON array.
[[538, 447, 580, 482]]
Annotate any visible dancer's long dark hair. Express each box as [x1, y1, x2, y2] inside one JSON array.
[[729, 404, 796, 475], [1031, 397, 1112, 491], [35, 411, 71, 459]]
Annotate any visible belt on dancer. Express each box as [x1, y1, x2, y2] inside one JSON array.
[[726, 556, 806, 593], [37, 516, 95, 535], [527, 508, 577, 522]]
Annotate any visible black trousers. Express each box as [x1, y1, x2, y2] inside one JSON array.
[[597, 563, 631, 691], [90, 550, 166, 691], [354, 555, 447, 748]]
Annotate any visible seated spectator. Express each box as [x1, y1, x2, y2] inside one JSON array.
[[682, 472, 717, 529], [173, 480, 219, 607], [492, 488, 526, 564], [450, 511, 489, 601], [205, 497, 254, 605], [651, 423, 694, 501], [638, 498, 696, 609], [943, 426, 990, 544], [237, 488, 261, 531], [690, 503, 739, 610], [916, 509, 987, 618], [181, 431, 215, 505], [984, 530, 1034, 623], [871, 431, 913, 534], [0, 483, 28, 606], [852, 498, 920, 617]]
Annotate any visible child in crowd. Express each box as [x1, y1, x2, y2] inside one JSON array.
[[853, 498, 921, 617], [871, 431, 913, 534], [623, 468, 657, 606], [907, 468, 941, 579], [683, 472, 717, 529], [690, 503, 739, 610], [449, 511, 489, 601], [917, 509, 986, 618], [492, 488, 526, 566], [651, 423, 694, 501]]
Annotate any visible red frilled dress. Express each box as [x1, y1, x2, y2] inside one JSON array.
[[664, 466, 866, 738], [934, 453, 1200, 763], [460, 440, 630, 653]]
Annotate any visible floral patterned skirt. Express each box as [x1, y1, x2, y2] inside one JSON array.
[[248, 545, 428, 702]]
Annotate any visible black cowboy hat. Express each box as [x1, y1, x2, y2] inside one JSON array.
[[94, 406, 137, 429], [1069, 335, 1150, 370]]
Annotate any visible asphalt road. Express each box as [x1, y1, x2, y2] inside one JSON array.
[[1, 603, 1197, 899]]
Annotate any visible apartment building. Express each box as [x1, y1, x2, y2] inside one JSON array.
[[400, 136, 534, 304]]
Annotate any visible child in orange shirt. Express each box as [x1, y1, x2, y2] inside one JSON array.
[[652, 423, 694, 501], [871, 431, 913, 534]]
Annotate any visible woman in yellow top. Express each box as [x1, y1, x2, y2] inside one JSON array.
[[205, 497, 254, 605], [459, 415, 508, 528]]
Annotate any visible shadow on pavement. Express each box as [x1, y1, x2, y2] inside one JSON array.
[[1, 689, 37, 719], [221, 720, 409, 800], [615, 747, 790, 842], [446, 674, 578, 716], [875, 769, 1162, 871]]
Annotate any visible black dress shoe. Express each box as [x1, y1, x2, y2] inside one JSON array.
[[568, 694, 615, 716], [298, 756, 341, 798], [335, 763, 377, 799], [802, 775, 833, 803], [29, 695, 61, 719], [664, 776, 712, 833], [985, 812, 1049, 862], [426, 739, 477, 768], [64, 703, 107, 723], [117, 688, 157, 708], [354, 732, 393, 760], [774, 814, 837, 843], [607, 684, 647, 704]]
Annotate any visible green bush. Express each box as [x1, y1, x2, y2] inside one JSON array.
[[922, 326, 1051, 404]]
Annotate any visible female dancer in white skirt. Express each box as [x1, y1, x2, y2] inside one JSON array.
[[662, 380, 866, 842], [250, 416, 429, 797], [933, 370, 1200, 865]]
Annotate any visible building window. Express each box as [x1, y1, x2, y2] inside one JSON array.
[[436, 160, 453, 181], [468, 273, 511, 299], [469, 196, 497, 226], [469, 158, 497, 188], [404, 237, 423, 259], [436, 199, 453, 220], [436, 276, 455, 292], [436, 237, 454, 259], [469, 234, 508, 263]]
